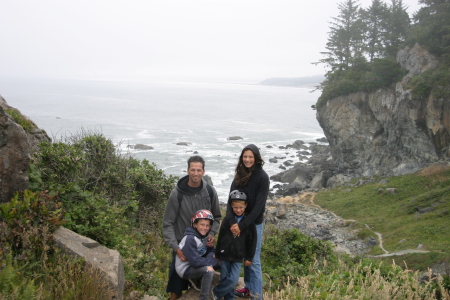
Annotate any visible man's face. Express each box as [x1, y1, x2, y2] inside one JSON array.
[[187, 161, 205, 187]]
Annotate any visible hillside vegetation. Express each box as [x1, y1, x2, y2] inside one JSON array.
[[1, 132, 449, 299], [314, 164, 450, 271]]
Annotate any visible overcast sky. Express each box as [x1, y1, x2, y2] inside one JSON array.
[[1, 0, 423, 82]]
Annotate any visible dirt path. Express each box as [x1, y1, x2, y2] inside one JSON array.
[[277, 192, 430, 257], [364, 224, 430, 257]]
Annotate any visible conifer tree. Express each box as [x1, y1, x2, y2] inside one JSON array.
[[384, 0, 411, 57], [364, 0, 390, 61], [317, 0, 366, 73], [413, 0, 450, 56]]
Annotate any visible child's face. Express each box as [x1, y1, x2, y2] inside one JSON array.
[[194, 219, 211, 236], [231, 200, 247, 216]]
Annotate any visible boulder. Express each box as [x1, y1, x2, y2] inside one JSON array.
[[290, 140, 307, 150], [316, 137, 328, 143], [310, 171, 331, 189], [53, 227, 125, 300], [0, 105, 30, 203], [0, 96, 51, 203], [326, 174, 353, 188]]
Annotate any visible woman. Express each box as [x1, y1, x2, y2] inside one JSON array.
[[227, 144, 270, 300]]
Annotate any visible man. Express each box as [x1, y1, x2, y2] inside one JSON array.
[[162, 155, 222, 300]]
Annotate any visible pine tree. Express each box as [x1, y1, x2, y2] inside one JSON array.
[[364, 0, 390, 61], [316, 0, 366, 73], [413, 0, 450, 56], [384, 0, 411, 57]]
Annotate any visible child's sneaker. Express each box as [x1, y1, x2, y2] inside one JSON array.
[[189, 278, 201, 291], [234, 287, 250, 297]]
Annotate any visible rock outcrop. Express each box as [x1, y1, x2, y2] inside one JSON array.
[[316, 43, 449, 178], [54, 226, 125, 300], [0, 96, 50, 203], [0, 96, 51, 153], [265, 193, 369, 255], [0, 101, 30, 203]]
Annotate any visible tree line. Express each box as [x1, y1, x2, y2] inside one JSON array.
[[314, 0, 450, 107]]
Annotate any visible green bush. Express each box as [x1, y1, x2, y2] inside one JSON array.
[[28, 131, 177, 293], [29, 131, 176, 246], [261, 225, 336, 287], [316, 59, 405, 108], [409, 59, 450, 101], [0, 190, 65, 262]]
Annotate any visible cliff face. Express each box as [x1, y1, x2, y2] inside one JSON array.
[[316, 44, 450, 177], [0, 96, 50, 202]]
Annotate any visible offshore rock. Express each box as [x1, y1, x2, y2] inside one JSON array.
[[316, 44, 449, 177]]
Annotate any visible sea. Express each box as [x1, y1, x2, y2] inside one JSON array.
[[0, 77, 325, 203]]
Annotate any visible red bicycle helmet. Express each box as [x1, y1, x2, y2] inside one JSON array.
[[191, 209, 214, 226]]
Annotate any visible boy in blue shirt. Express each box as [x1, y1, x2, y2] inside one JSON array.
[[175, 209, 219, 300]]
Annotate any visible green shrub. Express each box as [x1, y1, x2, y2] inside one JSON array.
[[0, 190, 65, 262], [409, 62, 450, 101], [28, 131, 177, 294], [261, 225, 336, 287], [316, 59, 405, 108], [29, 131, 176, 247]]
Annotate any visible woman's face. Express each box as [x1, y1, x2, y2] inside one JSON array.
[[242, 150, 255, 168]]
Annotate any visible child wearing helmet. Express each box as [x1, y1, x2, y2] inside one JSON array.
[[175, 209, 219, 300], [211, 190, 257, 300]]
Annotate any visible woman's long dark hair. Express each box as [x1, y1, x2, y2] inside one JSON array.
[[234, 146, 265, 186]]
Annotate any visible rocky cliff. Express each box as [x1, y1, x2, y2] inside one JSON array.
[[0, 96, 50, 202], [316, 44, 449, 177]]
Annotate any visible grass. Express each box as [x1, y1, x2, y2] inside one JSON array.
[[262, 259, 449, 300], [4, 108, 36, 133], [314, 164, 450, 271]]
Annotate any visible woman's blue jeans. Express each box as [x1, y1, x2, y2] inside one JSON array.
[[244, 222, 263, 300]]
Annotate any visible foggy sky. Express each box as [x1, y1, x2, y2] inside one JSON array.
[[1, 0, 422, 81]]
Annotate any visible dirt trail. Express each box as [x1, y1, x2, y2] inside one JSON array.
[[364, 224, 430, 257], [279, 192, 430, 257]]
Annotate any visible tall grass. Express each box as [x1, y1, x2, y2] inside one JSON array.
[[36, 255, 115, 300], [263, 260, 449, 300]]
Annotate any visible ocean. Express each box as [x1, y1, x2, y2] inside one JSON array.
[[0, 77, 325, 202]]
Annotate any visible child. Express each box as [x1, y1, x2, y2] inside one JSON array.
[[175, 209, 219, 300], [212, 190, 257, 300]]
